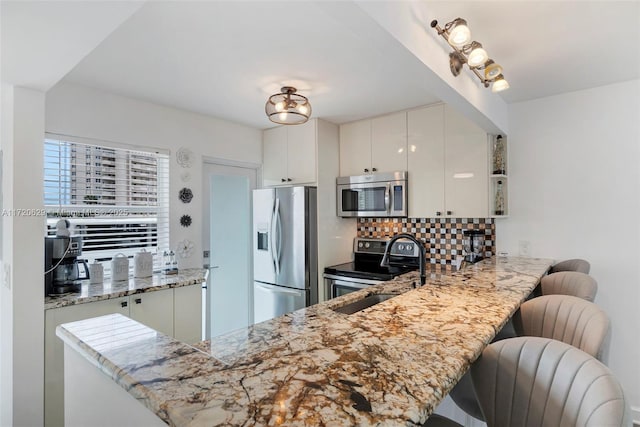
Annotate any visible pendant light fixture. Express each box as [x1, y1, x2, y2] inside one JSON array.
[[265, 86, 312, 125], [431, 18, 509, 92]]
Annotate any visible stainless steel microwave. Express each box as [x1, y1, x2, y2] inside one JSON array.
[[336, 171, 408, 217]]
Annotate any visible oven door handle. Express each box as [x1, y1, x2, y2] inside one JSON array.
[[384, 183, 391, 214]]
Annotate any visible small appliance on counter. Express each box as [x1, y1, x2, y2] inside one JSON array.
[[44, 220, 90, 295], [463, 229, 486, 263], [324, 237, 422, 298], [111, 253, 130, 282], [134, 249, 153, 278]]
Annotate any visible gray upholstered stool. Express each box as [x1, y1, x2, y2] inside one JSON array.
[[471, 337, 625, 426], [422, 413, 463, 427], [541, 271, 598, 301], [549, 258, 590, 274], [449, 294, 610, 421], [513, 294, 609, 359]]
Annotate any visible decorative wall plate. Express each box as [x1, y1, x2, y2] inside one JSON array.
[[177, 239, 194, 259], [179, 187, 193, 203], [180, 214, 192, 227], [176, 147, 194, 168]]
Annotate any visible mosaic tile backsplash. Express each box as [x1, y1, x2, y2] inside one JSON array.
[[357, 217, 496, 265]]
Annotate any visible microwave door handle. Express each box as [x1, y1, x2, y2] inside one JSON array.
[[385, 183, 391, 214], [270, 198, 280, 276]]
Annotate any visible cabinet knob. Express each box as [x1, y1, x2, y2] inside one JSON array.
[[135, 298, 142, 304], [446, 210, 453, 216], [287, 178, 292, 182], [121, 301, 128, 308], [281, 178, 286, 182], [364, 168, 369, 173], [436, 211, 442, 216], [372, 167, 377, 172]]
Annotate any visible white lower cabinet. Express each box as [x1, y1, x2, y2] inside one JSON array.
[[174, 283, 203, 344], [44, 284, 202, 427]]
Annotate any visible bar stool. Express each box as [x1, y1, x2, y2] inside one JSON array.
[[549, 258, 590, 274], [447, 294, 609, 421], [541, 271, 598, 301], [471, 337, 625, 426]]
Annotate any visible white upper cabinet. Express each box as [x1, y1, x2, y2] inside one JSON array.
[[407, 105, 445, 218], [339, 112, 408, 176], [263, 120, 317, 186], [339, 120, 371, 176], [408, 104, 488, 218], [444, 105, 488, 218], [371, 112, 408, 174]]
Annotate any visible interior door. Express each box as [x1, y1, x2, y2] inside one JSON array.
[[203, 162, 258, 338]]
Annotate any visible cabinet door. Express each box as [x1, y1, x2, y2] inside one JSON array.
[[444, 105, 489, 218], [339, 120, 371, 176], [174, 284, 203, 344], [286, 120, 317, 185], [45, 297, 129, 427], [371, 112, 408, 173], [128, 289, 174, 337], [263, 126, 288, 186], [408, 105, 445, 218]]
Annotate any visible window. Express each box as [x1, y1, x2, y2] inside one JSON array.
[[44, 137, 169, 274]]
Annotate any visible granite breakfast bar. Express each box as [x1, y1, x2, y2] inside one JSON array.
[[56, 256, 553, 426]]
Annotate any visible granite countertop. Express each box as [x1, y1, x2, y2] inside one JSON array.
[[45, 268, 207, 310], [56, 256, 552, 426]]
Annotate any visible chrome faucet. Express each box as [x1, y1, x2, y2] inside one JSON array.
[[380, 233, 427, 285]]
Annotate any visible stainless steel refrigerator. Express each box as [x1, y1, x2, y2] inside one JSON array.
[[253, 186, 318, 323]]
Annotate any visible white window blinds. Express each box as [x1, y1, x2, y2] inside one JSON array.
[[44, 137, 169, 273]]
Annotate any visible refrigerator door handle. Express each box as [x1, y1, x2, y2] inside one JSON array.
[[255, 282, 304, 296], [384, 183, 391, 214], [274, 198, 282, 273], [270, 198, 280, 276]]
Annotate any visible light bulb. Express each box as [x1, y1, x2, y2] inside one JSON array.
[[467, 46, 488, 68], [278, 112, 288, 122], [492, 76, 510, 93], [484, 60, 503, 80], [298, 104, 308, 115], [275, 101, 285, 112], [448, 19, 470, 47]]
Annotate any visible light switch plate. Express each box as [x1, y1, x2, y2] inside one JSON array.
[[203, 250, 210, 258], [518, 241, 530, 257]]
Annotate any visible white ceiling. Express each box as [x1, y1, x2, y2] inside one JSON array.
[[42, 1, 640, 129]]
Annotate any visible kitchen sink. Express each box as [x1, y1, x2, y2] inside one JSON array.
[[332, 293, 398, 315]]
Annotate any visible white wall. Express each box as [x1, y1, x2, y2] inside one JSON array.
[[45, 82, 263, 269], [1, 84, 46, 426], [497, 79, 640, 418]]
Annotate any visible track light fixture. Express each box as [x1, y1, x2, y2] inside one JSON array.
[[431, 18, 509, 92]]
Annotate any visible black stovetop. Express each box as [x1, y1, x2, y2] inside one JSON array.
[[324, 259, 417, 281]]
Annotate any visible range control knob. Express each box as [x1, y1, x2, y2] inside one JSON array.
[[407, 244, 413, 252], [398, 244, 404, 251], [358, 242, 363, 248], [364, 242, 370, 248]]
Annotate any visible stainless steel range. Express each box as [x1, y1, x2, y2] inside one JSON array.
[[323, 237, 422, 299]]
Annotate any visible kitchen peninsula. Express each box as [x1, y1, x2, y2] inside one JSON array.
[[56, 257, 552, 426]]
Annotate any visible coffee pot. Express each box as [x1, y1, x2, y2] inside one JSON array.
[[463, 230, 486, 263], [53, 259, 90, 285]]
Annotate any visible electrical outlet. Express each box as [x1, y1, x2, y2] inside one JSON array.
[[518, 240, 531, 257]]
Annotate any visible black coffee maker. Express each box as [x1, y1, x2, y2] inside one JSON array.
[[44, 222, 90, 295]]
